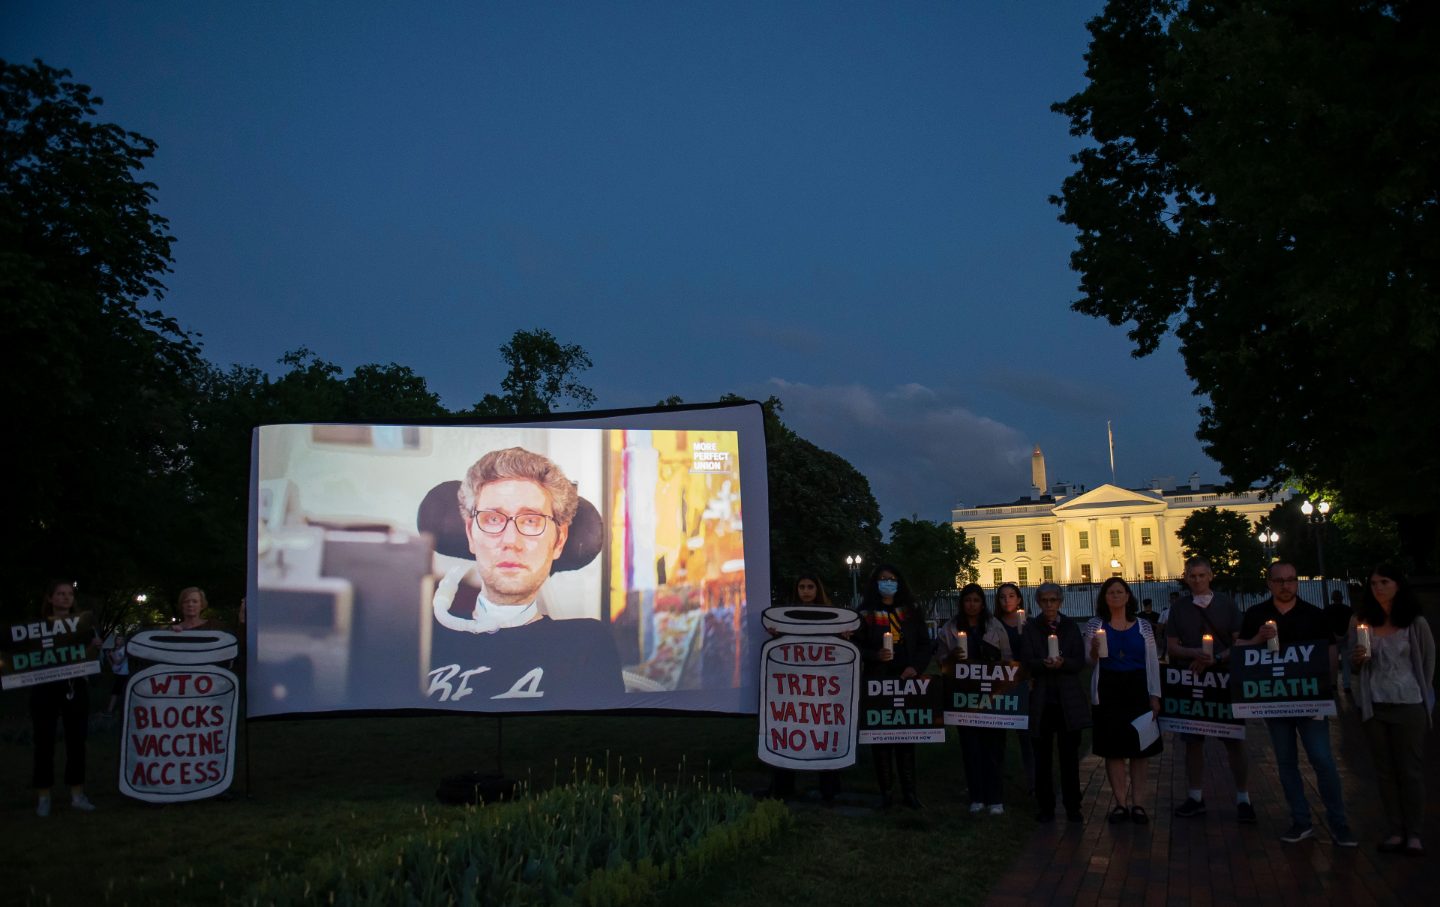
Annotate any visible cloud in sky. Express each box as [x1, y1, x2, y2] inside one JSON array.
[[759, 379, 1033, 528]]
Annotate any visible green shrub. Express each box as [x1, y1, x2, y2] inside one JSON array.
[[241, 767, 790, 906]]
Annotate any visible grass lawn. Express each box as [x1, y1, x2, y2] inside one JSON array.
[[2, 688, 1035, 906]]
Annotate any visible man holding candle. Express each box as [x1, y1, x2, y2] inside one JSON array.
[[1238, 561, 1354, 846], [1019, 582, 1090, 823], [1167, 557, 1254, 823]]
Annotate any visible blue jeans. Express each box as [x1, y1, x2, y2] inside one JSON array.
[[1265, 717, 1347, 829]]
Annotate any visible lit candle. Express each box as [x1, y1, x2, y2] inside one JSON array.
[[956, 630, 969, 660], [882, 631, 893, 655], [1095, 628, 1109, 658], [1047, 634, 1060, 659], [1202, 634, 1214, 658], [1357, 623, 1372, 651], [1265, 620, 1279, 652], [1016, 608, 1027, 627]]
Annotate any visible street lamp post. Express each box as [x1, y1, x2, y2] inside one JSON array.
[[845, 555, 863, 608], [1300, 499, 1332, 603], [1258, 528, 1280, 562]]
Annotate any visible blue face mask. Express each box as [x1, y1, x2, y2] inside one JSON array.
[[877, 579, 899, 596]]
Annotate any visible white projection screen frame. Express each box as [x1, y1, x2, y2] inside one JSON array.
[[246, 401, 769, 718]]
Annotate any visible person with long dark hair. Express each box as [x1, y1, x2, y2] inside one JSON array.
[[29, 580, 100, 817], [857, 563, 930, 808], [1349, 565, 1435, 856], [767, 573, 844, 802], [994, 582, 1036, 794], [936, 583, 1012, 814], [1085, 577, 1162, 824]]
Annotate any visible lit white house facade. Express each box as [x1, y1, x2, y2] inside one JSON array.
[[952, 449, 1285, 587]]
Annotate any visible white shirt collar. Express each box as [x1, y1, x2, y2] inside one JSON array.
[[475, 593, 540, 628]]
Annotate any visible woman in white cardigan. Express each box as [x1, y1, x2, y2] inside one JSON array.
[[1084, 577, 1163, 824]]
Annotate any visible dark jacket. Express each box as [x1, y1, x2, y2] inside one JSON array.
[[856, 604, 931, 680], [1019, 614, 1091, 733]]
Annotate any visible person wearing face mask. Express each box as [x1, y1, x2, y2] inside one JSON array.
[[1349, 564, 1435, 857], [936, 583, 1013, 814], [857, 564, 930, 809], [993, 582, 1036, 794], [1020, 582, 1090, 822], [765, 573, 845, 802]]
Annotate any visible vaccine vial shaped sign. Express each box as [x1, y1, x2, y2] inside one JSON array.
[[758, 606, 862, 770], [120, 630, 240, 802]]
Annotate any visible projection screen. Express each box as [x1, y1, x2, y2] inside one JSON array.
[[246, 401, 768, 718]]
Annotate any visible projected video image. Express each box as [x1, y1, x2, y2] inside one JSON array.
[[248, 405, 765, 717]]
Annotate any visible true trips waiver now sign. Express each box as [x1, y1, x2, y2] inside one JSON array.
[[758, 637, 861, 769], [1230, 642, 1336, 719]]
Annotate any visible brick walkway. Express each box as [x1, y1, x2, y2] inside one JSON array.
[[987, 694, 1438, 905]]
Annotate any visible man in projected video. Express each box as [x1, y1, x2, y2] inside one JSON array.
[[428, 447, 624, 707]]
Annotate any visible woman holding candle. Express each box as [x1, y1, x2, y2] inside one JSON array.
[[1349, 565, 1435, 856], [857, 564, 930, 809], [1085, 577, 1162, 824], [1020, 582, 1090, 822], [936, 583, 1013, 814], [994, 582, 1036, 794]]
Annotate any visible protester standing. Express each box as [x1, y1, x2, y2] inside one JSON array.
[[1168, 557, 1254, 823], [1085, 577, 1162, 825], [936, 583, 1012, 814], [1349, 565, 1435, 856], [857, 564, 930, 809], [994, 582, 1036, 794], [1239, 561, 1355, 846], [29, 580, 100, 817], [1020, 582, 1090, 822]]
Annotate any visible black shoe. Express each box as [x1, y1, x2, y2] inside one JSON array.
[[1066, 809, 1084, 823], [1174, 797, 1206, 818], [880, 791, 894, 809], [1035, 811, 1055, 822], [903, 792, 924, 810], [1129, 806, 1149, 825], [1108, 805, 1130, 824], [1236, 801, 1257, 824]]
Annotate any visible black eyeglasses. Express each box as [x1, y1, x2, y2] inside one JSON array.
[[471, 510, 556, 537], [1267, 577, 1299, 585]]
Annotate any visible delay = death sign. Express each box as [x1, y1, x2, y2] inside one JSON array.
[[1230, 641, 1337, 719], [944, 661, 1029, 729]]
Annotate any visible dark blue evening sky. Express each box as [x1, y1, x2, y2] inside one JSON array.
[[4, 1, 1219, 527]]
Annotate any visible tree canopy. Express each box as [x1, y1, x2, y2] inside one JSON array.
[[1052, 1, 1440, 566], [3, 58, 200, 606], [1177, 506, 1266, 592]]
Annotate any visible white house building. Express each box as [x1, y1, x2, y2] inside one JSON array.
[[952, 447, 1285, 587]]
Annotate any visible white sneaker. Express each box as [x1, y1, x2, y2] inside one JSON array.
[[969, 802, 984, 814], [36, 797, 51, 818], [989, 804, 1005, 816], [71, 794, 96, 812]]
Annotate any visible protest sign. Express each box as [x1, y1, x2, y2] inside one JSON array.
[[944, 661, 1029, 729], [1159, 665, 1245, 739], [1, 612, 99, 690], [859, 674, 945, 744], [758, 635, 861, 769], [1230, 641, 1336, 719], [119, 630, 240, 803]]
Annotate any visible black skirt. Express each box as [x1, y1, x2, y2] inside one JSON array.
[[1092, 668, 1163, 758]]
